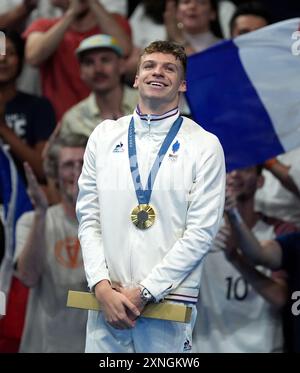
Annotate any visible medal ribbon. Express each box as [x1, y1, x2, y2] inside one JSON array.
[[128, 115, 183, 205]]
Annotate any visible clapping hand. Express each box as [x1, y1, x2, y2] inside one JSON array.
[[23, 0, 38, 12], [24, 162, 48, 213], [225, 174, 239, 212], [68, 0, 89, 18], [215, 224, 240, 262], [164, 0, 185, 44]]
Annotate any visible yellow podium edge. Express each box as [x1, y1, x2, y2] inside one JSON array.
[[67, 290, 192, 323]]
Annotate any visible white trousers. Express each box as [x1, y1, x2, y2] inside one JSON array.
[[85, 304, 197, 353]]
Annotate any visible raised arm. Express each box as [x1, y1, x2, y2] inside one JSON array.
[[87, 0, 132, 57], [225, 207, 283, 270], [264, 158, 300, 198], [0, 0, 37, 30], [164, 0, 196, 56], [216, 224, 288, 308], [25, 0, 83, 66], [16, 163, 48, 287], [0, 126, 46, 181]]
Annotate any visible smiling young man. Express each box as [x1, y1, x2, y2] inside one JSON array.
[[76, 40, 226, 353]]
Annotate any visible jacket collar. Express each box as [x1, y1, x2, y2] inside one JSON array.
[[133, 106, 180, 135]]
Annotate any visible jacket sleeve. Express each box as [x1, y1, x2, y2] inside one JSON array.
[[76, 128, 110, 290], [141, 135, 226, 301]]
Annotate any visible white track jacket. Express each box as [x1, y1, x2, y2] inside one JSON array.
[[76, 109, 225, 303]]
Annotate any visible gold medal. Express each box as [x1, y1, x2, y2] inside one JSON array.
[[131, 204, 156, 230]]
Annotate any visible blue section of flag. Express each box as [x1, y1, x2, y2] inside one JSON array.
[[0, 146, 32, 255], [185, 39, 285, 171], [0, 145, 32, 296], [14, 172, 32, 231], [0, 147, 12, 215]]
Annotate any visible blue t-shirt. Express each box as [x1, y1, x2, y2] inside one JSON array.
[[276, 232, 300, 352], [5, 91, 55, 146], [4, 91, 56, 180]]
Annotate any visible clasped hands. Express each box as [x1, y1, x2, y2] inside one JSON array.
[[95, 280, 147, 330]]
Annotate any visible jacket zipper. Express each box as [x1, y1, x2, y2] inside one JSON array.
[[147, 114, 151, 136]]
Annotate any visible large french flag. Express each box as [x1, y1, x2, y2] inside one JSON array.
[[0, 143, 32, 302], [186, 18, 300, 171]]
